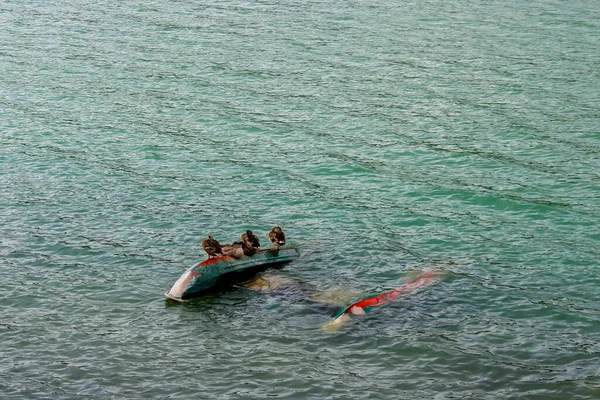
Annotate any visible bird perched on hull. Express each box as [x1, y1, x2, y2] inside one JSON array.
[[268, 227, 286, 249], [202, 236, 222, 259], [241, 230, 260, 249], [221, 241, 257, 258], [242, 243, 258, 257]]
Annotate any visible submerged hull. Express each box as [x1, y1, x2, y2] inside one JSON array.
[[324, 269, 443, 331], [165, 247, 300, 301]]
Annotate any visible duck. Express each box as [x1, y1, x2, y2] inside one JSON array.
[[202, 236, 222, 259], [221, 241, 257, 258], [268, 226, 286, 249], [242, 243, 258, 257], [241, 230, 260, 249]]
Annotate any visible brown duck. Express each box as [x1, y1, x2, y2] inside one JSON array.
[[241, 230, 260, 249], [202, 236, 222, 259], [268, 227, 286, 249], [242, 243, 258, 257]]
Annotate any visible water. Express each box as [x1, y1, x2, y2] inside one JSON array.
[[1, 0, 599, 398]]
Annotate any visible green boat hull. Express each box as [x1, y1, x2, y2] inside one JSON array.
[[165, 247, 300, 301]]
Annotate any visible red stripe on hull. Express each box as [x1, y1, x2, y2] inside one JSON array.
[[343, 271, 439, 313]]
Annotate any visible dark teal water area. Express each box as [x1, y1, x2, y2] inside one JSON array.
[[1, 0, 599, 398]]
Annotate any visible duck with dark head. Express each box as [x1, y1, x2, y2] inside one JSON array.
[[241, 230, 260, 249], [268, 226, 286, 249], [201, 236, 222, 259]]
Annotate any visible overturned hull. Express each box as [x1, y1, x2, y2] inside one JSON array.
[[324, 269, 444, 331], [165, 247, 300, 302]]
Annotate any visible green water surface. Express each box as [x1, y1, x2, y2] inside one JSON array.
[[1, 0, 599, 398]]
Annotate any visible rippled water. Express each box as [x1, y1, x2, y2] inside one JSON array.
[[1, 0, 599, 398]]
